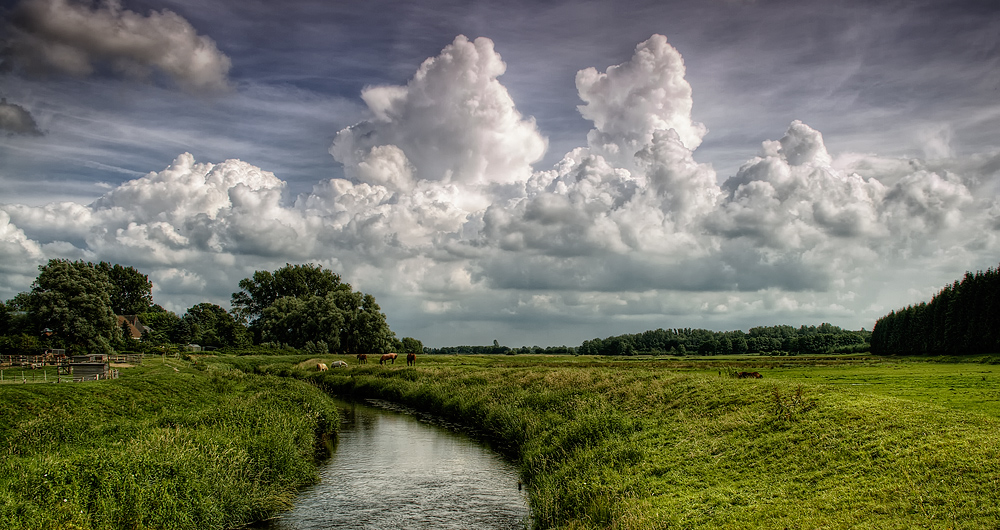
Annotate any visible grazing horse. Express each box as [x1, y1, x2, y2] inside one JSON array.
[[317, 363, 328, 371], [406, 353, 416, 366], [736, 371, 763, 379], [379, 353, 398, 365], [330, 360, 349, 368], [357, 353, 367, 364]]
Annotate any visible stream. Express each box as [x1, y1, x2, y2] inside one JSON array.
[[259, 398, 531, 529]]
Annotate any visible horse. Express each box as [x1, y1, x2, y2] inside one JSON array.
[[330, 360, 349, 368], [317, 363, 328, 371], [406, 353, 416, 366], [736, 371, 763, 379], [357, 353, 367, 364], [379, 353, 398, 365]]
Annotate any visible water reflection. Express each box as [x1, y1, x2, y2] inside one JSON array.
[[262, 399, 530, 529]]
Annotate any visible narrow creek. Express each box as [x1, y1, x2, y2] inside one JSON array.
[[258, 398, 531, 529]]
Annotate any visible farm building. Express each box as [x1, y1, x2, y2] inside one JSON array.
[[72, 354, 107, 363], [117, 315, 151, 340], [69, 362, 111, 382]]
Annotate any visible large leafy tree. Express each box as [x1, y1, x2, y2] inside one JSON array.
[[231, 263, 351, 324], [401, 337, 423, 354], [338, 292, 395, 355], [182, 303, 250, 348], [260, 295, 344, 350], [96, 262, 153, 315], [27, 259, 118, 355], [234, 264, 394, 353], [138, 305, 184, 346]]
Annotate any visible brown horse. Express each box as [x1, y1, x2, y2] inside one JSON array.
[[406, 353, 416, 366], [379, 353, 398, 365], [736, 371, 763, 379], [357, 353, 367, 364]]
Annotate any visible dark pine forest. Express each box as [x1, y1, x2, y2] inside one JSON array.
[[871, 265, 1000, 355]]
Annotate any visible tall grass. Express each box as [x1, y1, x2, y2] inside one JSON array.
[[220, 354, 1000, 529], [0, 359, 338, 530]]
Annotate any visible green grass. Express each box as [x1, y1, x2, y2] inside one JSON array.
[[7, 352, 1000, 529], [0, 366, 66, 384], [0, 357, 339, 530], [210, 353, 1000, 529]]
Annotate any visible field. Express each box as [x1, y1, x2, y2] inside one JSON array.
[[0, 357, 339, 530], [609, 354, 1000, 417], [211, 353, 1000, 530], [4, 353, 999, 529]]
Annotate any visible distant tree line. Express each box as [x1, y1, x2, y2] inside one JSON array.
[[424, 324, 869, 357], [871, 265, 1000, 355], [578, 324, 870, 356], [1, 260, 418, 356], [423, 343, 576, 355]]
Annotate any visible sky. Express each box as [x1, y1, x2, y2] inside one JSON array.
[[1, 0, 999, 347]]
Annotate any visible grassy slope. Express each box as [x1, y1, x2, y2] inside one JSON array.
[[0, 358, 338, 530], [223, 354, 1000, 530]]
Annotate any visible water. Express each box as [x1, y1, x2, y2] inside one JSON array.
[[261, 399, 530, 529]]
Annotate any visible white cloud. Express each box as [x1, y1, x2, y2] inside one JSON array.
[[1, 34, 998, 345], [2, 0, 231, 92], [576, 34, 708, 167], [330, 35, 547, 188]]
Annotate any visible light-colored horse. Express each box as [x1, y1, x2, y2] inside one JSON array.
[[379, 353, 398, 365], [317, 363, 328, 371]]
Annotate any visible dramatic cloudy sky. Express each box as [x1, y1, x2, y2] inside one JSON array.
[[1, 0, 998, 346]]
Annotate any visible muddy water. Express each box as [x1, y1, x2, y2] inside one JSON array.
[[261, 399, 530, 529]]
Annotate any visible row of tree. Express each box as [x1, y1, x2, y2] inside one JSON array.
[[578, 323, 870, 356], [871, 265, 1000, 355], [423, 324, 870, 357], [0, 260, 414, 356], [422, 343, 576, 355]]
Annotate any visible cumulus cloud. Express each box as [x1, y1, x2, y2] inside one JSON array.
[[0, 97, 42, 135], [576, 34, 708, 167], [1, 0, 231, 92], [1, 34, 997, 343], [330, 35, 547, 189]]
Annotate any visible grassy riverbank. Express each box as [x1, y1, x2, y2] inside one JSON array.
[[0, 358, 338, 530], [214, 354, 1000, 529]]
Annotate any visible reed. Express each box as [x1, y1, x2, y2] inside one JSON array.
[[0, 358, 338, 530]]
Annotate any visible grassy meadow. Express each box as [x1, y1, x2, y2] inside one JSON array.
[[4, 352, 999, 529], [209, 353, 1000, 529], [0, 357, 339, 530]]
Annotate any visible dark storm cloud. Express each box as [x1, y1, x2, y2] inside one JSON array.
[[0, 97, 42, 135], [1, 0, 231, 92]]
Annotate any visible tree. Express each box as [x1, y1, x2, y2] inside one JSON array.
[[260, 295, 344, 350], [96, 262, 153, 315], [26, 259, 118, 355], [0, 300, 9, 336], [138, 305, 182, 346], [231, 263, 351, 325], [401, 337, 423, 354], [234, 264, 395, 353], [338, 292, 395, 355], [183, 303, 249, 348]]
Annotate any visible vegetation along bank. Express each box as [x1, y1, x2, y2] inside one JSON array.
[[219, 353, 1000, 530], [0, 359, 338, 530]]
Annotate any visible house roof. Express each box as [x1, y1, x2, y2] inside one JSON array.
[[117, 315, 144, 339]]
